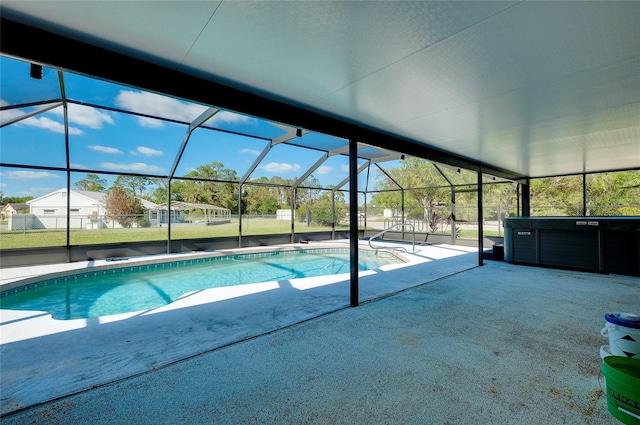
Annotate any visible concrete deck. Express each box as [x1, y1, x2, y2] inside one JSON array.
[[1, 242, 638, 424]]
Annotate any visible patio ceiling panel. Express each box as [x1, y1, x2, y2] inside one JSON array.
[[1, 2, 638, 179]]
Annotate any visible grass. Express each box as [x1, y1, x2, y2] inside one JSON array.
[[458, 229, 503, 239], [0, 218, 343, 249], [0, 218, 502, 250]]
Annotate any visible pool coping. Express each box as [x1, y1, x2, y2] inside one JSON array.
[[0, 242, 410, 297]]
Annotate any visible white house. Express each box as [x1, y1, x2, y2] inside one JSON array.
[[17, 189, 108, 230], [12, 189, 159, 230], [28, 189, 106, 218]]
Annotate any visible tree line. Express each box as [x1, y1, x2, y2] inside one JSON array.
[[370, 158, 640, 219], [73, 162, 348, 227]]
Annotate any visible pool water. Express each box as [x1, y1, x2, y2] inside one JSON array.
[[0, 249, 402, 320]]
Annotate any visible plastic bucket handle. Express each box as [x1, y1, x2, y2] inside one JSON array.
[[619, 407, 640, 421]]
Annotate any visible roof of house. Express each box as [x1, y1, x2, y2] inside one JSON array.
[[1, 203, 29, 212], [155, 201, 230, 212], [27, 189, 105, 205]]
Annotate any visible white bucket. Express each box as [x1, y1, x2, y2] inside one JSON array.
[[600, 344, 613, 360], [601, 312, 640, 359]]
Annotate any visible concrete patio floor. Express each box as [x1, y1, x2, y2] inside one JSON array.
[[1, 242, 638, 424]]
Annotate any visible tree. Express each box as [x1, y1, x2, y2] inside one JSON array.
[[74, 173, 107, 192], [530, 176, 583, 216], [269, 176, 293, 207], [483, 182, 518, 218], [0, 194, 34, 204], [104, 186, 143, 227], [310, 189, 347, 226], [147, 178, 169, 204], [586, 171, 640, 216], [245, 178, 279, 214], [176, 162, 239, 212], [371, 158, 450, 219], [113, 175, 151, 198], [297, 174, 322, 208]]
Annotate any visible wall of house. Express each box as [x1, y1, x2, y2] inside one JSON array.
[[29, 191, 102, 218]]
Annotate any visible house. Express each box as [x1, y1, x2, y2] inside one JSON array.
[[1, 203, 29, 219], [15, 189, 159, 230], [28, 189, 106, 218], [9, 188, 231, 230]]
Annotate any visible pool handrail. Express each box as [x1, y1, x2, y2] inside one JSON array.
[[368, 222, 416, 254]]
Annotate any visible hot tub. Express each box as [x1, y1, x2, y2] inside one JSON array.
[[503, 217, 640, 276]]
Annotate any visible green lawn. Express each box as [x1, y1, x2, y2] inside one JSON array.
[[0, 218, 501, 250], [0, 218, 344, 249], [458, 229, 503, 239]]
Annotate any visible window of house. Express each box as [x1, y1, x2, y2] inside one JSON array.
[[43, 209, 56, 215]]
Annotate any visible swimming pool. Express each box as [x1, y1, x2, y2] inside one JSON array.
[[0, 248, 403, 320]]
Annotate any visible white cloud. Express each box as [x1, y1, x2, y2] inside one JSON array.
[[89, 145, 123, 154], [136, 117, 165, 128], [0, 102, 82, 135], [114, 91, 256, 128], [1, 171, 61, 180], [0, 100, 93, 135], [240, 148, 261, 156], [50, 103, 114, 129], [115, 90, 208, 127], [23, 116, 83, 135], [0, 104, 22, 124], [209, 111, 252, 125], [317, 165, 333, 175], [136, 146, 163, 156], [70, 163, 89, 170], [100, 162, 164, 173], [340, 164, 350, 173], [262, 162, 301, 173]]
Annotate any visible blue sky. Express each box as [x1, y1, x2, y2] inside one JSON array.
[[1, 56, 364, 198]]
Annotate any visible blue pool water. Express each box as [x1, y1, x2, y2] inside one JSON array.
[[0, 248, 402, 320]]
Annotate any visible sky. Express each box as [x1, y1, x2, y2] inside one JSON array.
[[0, 56, 377, 199]]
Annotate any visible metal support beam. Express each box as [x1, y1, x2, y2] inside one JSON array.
[[349, 139, 359, 307], [335, 161, 370, 191], [521, 179, 531, 217], [375, 163, 402, 190], [292, 152, 329, 189], [290, 187, 296, 244], [167, 107, 219, 251], [169, 107, 219, 179], [331, 191, 336, 239], [240, 125, 298, 185], [451, 189, 457, 245], [60, 71, 71, 262], [238, 183, 243, 248], [0, 101, 62, 128], [478, 167, 484, 267], [582, 173, 587, 216]]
